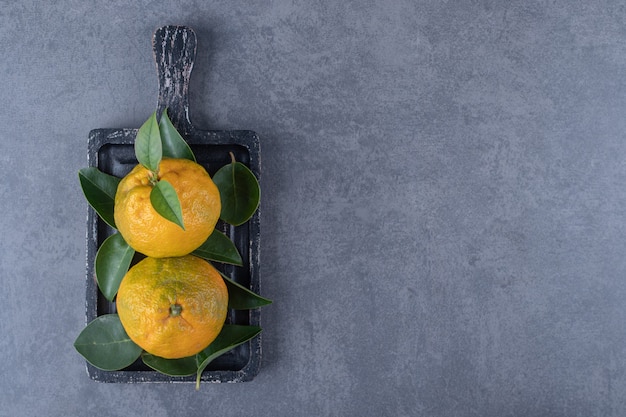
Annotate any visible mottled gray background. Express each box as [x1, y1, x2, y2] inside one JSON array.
[[1, 0, 626, 416]]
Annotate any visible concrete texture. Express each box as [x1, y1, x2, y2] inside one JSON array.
[[1, 1, 626, 416]]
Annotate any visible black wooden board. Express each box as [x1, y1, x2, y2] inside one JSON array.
[[83, 26, 262, 383]]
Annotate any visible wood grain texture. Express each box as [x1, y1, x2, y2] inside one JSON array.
[[153, 25, 196, 135]]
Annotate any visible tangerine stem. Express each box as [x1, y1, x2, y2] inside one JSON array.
[[169, 303, 182, 317], [148, 170, 159, 186]]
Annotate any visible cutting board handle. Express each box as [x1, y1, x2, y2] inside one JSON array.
[[153, 25, 196, 136]]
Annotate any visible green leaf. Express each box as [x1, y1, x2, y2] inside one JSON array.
[[192, 230, 243, 266], [212, 155, 260, 226], [150, 180, 185, 230], [74, 314, 142, 371], [194, 325, 262, 389], [141, 352, 197, 377], [220, 271, 272, 310], [95, 233, 135, 301], [142, 325, 262, 389], [159, 108, 196, 162], [135, 111, 162, 172], [78, 167, 120, 229]]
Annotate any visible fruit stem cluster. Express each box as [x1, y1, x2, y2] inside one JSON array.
[[148, 170, 159, 187]]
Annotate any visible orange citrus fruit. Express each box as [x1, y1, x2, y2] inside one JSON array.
[[114, 158, 221, 258], [116, 255, 229, 359]]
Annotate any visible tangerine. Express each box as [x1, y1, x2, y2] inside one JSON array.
[[116, 255, 229, 359], [114, 158, 221, 258]]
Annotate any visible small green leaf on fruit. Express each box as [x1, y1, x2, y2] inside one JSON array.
[[135, 111, 162, 172], [78, 167, 120, 229], [192, 230, 243, 266], [150, 180, 185, 230], [159, 108, 196, 162], [74, 314, 142, 371], [212, 156, 260, 226], [220, 271, 272, 310], [95, 233, 135, 301]]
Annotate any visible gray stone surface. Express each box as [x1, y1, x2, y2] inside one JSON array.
[[1, 0, 626, 416]]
